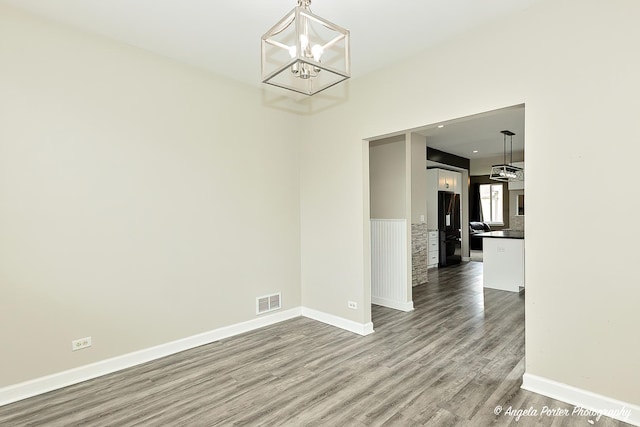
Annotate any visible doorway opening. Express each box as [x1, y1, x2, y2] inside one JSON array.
[[366, 104, 525, 328]]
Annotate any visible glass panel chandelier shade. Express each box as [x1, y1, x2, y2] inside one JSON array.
[[489, 164, 524, 182], [490, 130, 524, 182], [261, 0, 350, 96]]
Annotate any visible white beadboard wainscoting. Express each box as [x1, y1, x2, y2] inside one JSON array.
[[370, 219, 414, 312]]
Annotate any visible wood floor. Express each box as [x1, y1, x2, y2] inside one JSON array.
[[0, 262, 631, 426]]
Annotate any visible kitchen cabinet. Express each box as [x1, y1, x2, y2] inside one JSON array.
[[434, 169, 461, 193], [427, 230, 439, 268]]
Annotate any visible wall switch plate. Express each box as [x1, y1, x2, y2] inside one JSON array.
[[72, 337, 92, 351], [348, 301, 357, 309], [420, 215, 425, 223]]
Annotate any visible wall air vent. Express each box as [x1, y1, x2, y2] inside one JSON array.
[[256, 292, 281, 314]]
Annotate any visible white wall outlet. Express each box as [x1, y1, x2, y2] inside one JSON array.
[[420, 215, 425, 223], [348, 301, 357, 310], [72, 336, 92, 351]]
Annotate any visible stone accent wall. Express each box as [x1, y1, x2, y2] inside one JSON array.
[[508, 189, 525, 231], [510, 215, 524, 231], [411, 223, 429, 286]]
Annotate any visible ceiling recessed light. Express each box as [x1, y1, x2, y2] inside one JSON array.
[[437, 125, 445, 128], [473, 150, 479, 153]]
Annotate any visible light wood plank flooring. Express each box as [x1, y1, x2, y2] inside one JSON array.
[[0, 262, 631, 426]]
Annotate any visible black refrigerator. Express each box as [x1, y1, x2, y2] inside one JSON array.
[[438, 191, 462, 267]]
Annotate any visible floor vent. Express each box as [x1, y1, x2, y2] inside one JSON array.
[[256, 293, 281, 314]]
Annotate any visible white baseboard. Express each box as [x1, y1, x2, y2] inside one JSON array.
[[0, 307, 302, 407], [0, 305, 377, 407], [301, 307, 374, 336], [522, 373, 640, 426], [371, 296, 414, 312], [462, 256, 471, 262]]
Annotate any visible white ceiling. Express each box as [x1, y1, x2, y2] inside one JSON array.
[[2, 0, 531, 158], [417, 105, 525, 160], [1, 0, 539, 87]]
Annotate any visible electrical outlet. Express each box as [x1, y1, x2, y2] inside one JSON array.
[[348, 301, 357, 310], [72, 337, 92, 351]]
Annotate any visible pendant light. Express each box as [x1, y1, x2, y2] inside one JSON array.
[[261, 0, 350, 96], [490, 130, 524, 182]]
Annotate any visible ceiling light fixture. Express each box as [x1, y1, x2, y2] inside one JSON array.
[[261, 0, 350, 96], [490, 130, 524, 182]]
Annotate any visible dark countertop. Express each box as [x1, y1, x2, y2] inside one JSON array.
[[474, 230, 524, 239]]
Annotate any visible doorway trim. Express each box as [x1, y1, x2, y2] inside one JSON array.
[[363, 104, 526, 330]]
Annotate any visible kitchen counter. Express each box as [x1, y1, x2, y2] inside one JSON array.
[[478, 230, 524, 293], [475, 230, 524, 239]]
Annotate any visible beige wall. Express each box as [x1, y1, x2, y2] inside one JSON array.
[[369, 136, 406, 219], [300, 0, 640, 406], [2, 0, 640, 411], [410, 133, 428, 225], [0, 5, 301, 387]]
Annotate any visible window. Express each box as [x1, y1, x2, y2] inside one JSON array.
[[480, 183, 504, 225]]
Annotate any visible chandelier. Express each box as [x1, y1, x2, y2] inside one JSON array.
[[490, 130, 524, 182], [261, 0, 350, 96]]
